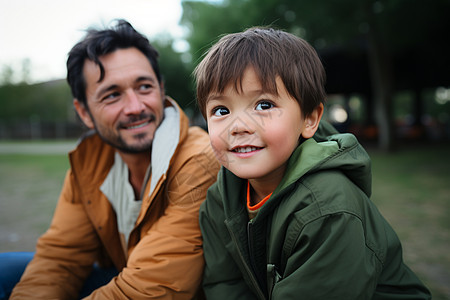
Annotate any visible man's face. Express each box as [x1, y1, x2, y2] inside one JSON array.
[[75, 47, 164, 153]]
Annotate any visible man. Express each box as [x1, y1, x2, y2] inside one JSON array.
[[8, 19, 219, 299]]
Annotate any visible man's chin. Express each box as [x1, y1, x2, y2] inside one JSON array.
[[117, 141, 153, 154], [102, 138, 153, 154], [95, 130, 154, 154]]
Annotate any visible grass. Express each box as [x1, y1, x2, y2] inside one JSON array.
[[0, 141, 449, 298], [369, 143, 450, 299], [0, 152, 70, 251]]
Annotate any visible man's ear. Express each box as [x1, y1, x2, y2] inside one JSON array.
[[73, 99, 94, 129], [301, 103, 324, 139], [160, 81, 166, 98]]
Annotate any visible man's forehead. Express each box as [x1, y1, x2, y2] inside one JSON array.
[[82, 52, 156, 85]]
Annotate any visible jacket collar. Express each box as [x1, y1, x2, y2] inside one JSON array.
[[69, 97, 189, 201], [218, 133, 372, 221], [148, 99, 180, 197]]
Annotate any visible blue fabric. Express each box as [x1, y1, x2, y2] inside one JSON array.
[[0, 252, 118, 300], [0, 252, 33, 300]]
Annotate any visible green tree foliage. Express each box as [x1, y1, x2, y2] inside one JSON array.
[[183, 0, 449, 62], [151, 37, 196, 111], [181, 0, 450, 150], [0, 80, 72, 122], [181, 0, 256, 64]]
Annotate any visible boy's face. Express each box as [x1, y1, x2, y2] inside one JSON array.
[[205, 67, 322, 191]]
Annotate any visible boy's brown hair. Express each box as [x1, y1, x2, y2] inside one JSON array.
[[194, 27, 326, 118]]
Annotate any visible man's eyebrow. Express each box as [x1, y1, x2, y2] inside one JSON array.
[[135, 76, 157, 83], [96, 76, 157, 99], [97, 84, 118, 99]]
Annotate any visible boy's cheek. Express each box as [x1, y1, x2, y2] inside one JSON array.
[[210, 136, 231, 168]]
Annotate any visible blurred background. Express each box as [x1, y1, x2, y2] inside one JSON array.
[[1, 0, 449, 298]]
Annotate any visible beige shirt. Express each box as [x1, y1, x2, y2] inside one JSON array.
[[100, 152, 146, 250]]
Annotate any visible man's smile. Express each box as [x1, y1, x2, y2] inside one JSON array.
[[120, 114, 156, 130], [123, 120, 150, 130]]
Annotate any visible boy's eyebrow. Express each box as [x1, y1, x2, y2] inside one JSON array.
[[206, 93, 227, 102], [207, 89, 275, 102]]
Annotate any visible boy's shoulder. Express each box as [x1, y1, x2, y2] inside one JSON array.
[[302, 168, 368, 212], [276, 132, 373, 223], [267, 167, 372, 238], [202, 167, 245, 211]]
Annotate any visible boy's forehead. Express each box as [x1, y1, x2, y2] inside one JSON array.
[[212, 67, 276, 93]]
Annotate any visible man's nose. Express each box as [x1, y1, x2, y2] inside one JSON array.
[[123, 90, 145, 114]]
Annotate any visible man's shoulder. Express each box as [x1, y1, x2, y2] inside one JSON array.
[[73, 132, 114, 157], [185, 125, 210, 144], [70, 132, 115, 181], [163, 124, 219, 188], [179, 125, 217, 161]]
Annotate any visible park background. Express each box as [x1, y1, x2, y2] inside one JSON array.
[[1, 0, 449, 298]]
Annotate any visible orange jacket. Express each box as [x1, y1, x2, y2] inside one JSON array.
[[11, 99, 220, 299]]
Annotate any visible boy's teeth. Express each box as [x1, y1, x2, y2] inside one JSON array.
[[236, 146, 257, 153]]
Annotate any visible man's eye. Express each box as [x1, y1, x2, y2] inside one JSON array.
[[138, 84, 152, 91], [102, 92, 120, 102], [212, 107, 230, 116], [255, 101, 274, 110]]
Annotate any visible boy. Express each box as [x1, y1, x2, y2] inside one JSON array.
[[194, 27, 431, 299]]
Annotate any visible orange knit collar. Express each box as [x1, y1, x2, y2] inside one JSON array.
[[247, 181, 272, 212]]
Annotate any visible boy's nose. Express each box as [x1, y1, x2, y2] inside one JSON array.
[[230, 115, 256, 136]]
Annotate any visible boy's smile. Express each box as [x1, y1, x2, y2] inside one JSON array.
[[206, 67, 320, 197], [231, 145, 263, 155]]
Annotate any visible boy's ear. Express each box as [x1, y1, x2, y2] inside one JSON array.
[[73, 99, 94, 129], [301, 103, 324, 139]]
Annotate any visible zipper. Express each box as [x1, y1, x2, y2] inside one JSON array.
[[247, 221, 260, 277], [247, 221, 254, 260], [226, 222, 265, 299], [248, 220, 270, 299]]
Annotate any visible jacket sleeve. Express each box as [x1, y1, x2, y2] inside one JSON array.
[[86, 152, 220, 299], [271, 211, 431, 300], [199, 184, 258, 300], [11, 170, 101, 300], [271, 212, 378, 299]]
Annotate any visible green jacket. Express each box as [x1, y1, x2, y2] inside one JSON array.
[[199, 132, 431, 299]]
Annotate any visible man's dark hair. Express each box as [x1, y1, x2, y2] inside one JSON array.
[[67, 19, 161, 105]]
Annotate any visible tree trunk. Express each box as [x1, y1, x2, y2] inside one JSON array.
[[364, 2, 395, 151]]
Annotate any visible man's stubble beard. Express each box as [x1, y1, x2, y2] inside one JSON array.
[[92, 112, 158, 154]]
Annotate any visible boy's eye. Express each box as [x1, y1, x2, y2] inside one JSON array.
[[255, 101, 274, 110], [212, 106, 230, 116]]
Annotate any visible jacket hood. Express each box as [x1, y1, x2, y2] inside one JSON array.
[[215, 122, 372, 218], [278, 133, 372, 198]]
